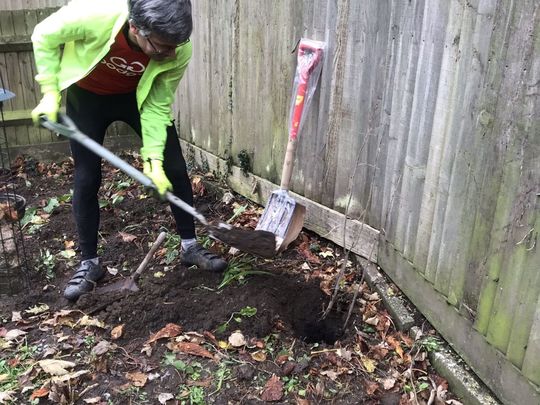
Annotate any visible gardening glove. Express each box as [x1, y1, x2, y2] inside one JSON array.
[[143, 159, 173, 198], [31, 91, 61, 125]]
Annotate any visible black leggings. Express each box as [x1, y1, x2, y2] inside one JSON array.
[[66, 84, 195, 260]]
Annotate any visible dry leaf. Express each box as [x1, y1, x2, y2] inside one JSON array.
[[83, 397, 102, 404], [228, 331, 246, 347], [387, 336, 404, 359], [11, 312, 22, 322], [320, 370, 338, 380], [29, 387, 49, 400], [336, 348, 352, 361], [382, 378, 396, 390], [251, 350, 267, 362], [0, 391, 15, 403], [168, 341, 214, 359], [0, 339, 12, 350], [118, 232, 137, 242], [158, 393, 174, 404], [364, 316, 379, 326], [26, 304, 50, 315], [217, 341, 230, 349], [111, 324, 124, 340], [38, 359, 76, 376], [360, 355, 377, 373], [91, 340, 116, 356], [147, 323, 183, 344], [296, 399, 310, 405], [78, 315, 105, 328], [64, 240, 75, 249], [5, 329, 26, 340], [261, 374, 283, 402], [364, 380, 379, 395], [126, 371, 147, 387], [51, 370, 89, 383]]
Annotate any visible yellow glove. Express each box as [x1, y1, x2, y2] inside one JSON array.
[[31, 91, 61, 125], [143, 159, 173, 197]]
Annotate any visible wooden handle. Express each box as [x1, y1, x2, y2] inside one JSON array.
[[280, 137, 298, 190], [133, 231, 167, 281]]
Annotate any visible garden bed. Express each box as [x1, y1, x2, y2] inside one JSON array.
[[0, 153, 459, 404]]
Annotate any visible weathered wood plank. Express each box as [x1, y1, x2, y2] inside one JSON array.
[[378, 239, 540, 405], [180, 139, 379, 262]]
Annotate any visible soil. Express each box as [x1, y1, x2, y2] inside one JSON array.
[[0, 154, 458, 405]]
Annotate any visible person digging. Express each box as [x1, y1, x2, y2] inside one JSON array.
[[31, 0, 227, 301]]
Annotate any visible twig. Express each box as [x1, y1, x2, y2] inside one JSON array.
[[343, 263, 365, 329], [322, 249, 350, 318]]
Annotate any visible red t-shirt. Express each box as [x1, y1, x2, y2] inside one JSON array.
[[77, 29, 150, 95]]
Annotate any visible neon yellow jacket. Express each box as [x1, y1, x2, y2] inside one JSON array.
[[31, 0, 192, 161]]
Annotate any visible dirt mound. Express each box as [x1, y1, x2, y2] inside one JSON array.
[[76, 266, 345, 345]]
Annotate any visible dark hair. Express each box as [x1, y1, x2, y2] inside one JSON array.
[[128, 0, 192, 44]]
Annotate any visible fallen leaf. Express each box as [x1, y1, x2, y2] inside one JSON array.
[[158, 393, 174, 404], [387, 336, 404, 359], [382, 378, 396, 390], [320, 370, 338, 380], [147, 323, 183, 344], [11, 311, 22, 322], [141, 344, 153, 356], [64, 240, 75, 249], [38, 359, 76, 376], [0, 338, 12, 350], [111, 324, 124, 340], [360, 355, 377, 373], [51, 369, 89, 383], [319, 249, 334, 258], [41, 310, 79, 327], [30, 387, 50, 400], [78, 315, 105, 329], [0, 374, 7, 382], [0, 391, 15, 403], [297, 242, 321, 264], [5, 329, 27, 340], [365, 292, 380, 301], [167, 341, 214, 359], [118, 232, 137, 242], [217, 340, 230, 349], [153, 271, 165, 278], [296, 399, 310, 405], [261, 374, 283, 402], [228, 331, 246, 347], [60, 249, 77, 259], [91, 340, 116, 356], [26, 304, 50, 315], [126, 371, 147, 387], [251, 350, 267, 362], [83, 397, 102, 404], [364, 380, 379, 395], [336, 348, 352, 361], [364, 315, 379, 326], [107, 266, 119, 276]]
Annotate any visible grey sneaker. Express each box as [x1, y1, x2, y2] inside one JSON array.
[[64, 260, 105, 301], [181, 244, 228, 272]]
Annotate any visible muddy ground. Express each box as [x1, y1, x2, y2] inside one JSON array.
[[0, 154, 459, 404]]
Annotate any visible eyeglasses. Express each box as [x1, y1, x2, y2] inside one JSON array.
[[145, 34, 190, 54]]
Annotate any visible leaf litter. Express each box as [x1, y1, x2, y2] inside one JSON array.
[[0, 155, 462, 404]]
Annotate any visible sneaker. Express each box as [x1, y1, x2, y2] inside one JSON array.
[[64, 260, 105, 301], [180, 244, 228, 272]]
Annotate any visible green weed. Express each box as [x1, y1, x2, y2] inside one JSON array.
[[215, 306, 257, 334], [218, 257, 272, 289], [36, 249, 56, 281]]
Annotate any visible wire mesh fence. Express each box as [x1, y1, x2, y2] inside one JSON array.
[[0, 77, 30, 295]]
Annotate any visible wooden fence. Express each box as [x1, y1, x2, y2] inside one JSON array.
[[0, 1, 539, 404]]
